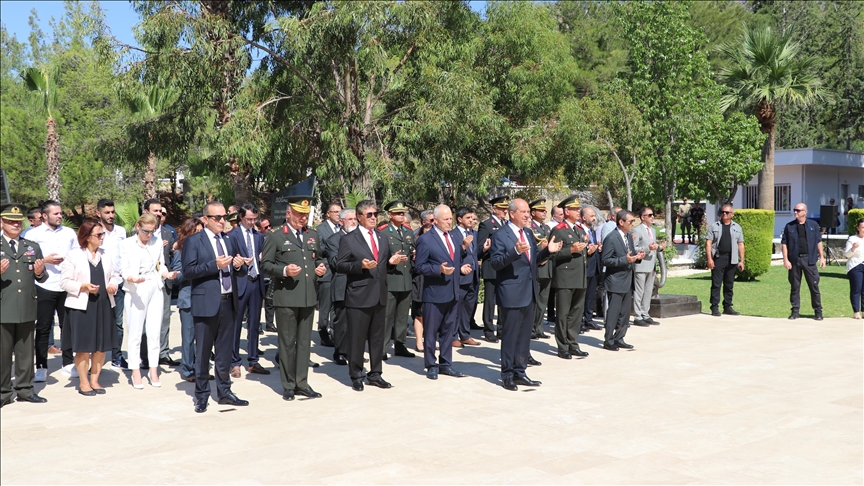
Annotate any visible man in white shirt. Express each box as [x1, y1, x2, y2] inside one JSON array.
[[97, 199, 129, 369], [28, 201, 77, 381]]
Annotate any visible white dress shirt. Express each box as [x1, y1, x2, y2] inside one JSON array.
[[27, 224, 77, 292], [100, 223, 127, 277], [361, 226, 380, 259], [433, 226, 455, 259], [242, 226, 259, 276], [203, 227, 232, 293], [120, 234, 169, 293], [846, 234, 864, 272]]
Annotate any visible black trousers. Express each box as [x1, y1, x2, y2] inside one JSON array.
[[35, 287, 71, 368], [384, 290, 412, 353], [194, 297, 235, 402], [710, 254, 737, 310], [604, 291, 632, 345], [499, 304, 534, 380], [681, 218, 692, 241], [346, 304, 386, 381], [317, 280, 333, 332], [583, 273, 599, 324], [546, 290, 556, 323], [532, 278, 552, 336], [456, 284, 478, 341], [275, 306, 314, 393], [332, 301, 349, 358], [482, 279, 498, 339], [789, 255, 822, 313], [111, 284, 125, 361], [1, 321, 36, 402]]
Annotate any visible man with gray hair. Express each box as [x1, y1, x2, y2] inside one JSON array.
[[321, 208, 357, 365]]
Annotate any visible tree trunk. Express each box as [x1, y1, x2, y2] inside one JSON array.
[[664, 179, 677, 238], [144, 149, 157, 200], [757, 127, 775, 210], [229, 156, 253, 205], [45, 116, 60, 202], [606, 190, 614, 210]]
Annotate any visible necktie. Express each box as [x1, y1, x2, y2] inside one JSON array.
[[444, 232, 454, 260], [369, 230, 379, 260], [215, 235, 230, 291], [296, 230, 303, 246], [520, 229, 530, 262], [246, 229, 258, 278], [9, 239, 16, 255], [335, 223, 341, 232]]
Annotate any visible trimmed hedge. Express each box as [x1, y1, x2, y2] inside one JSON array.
[[733, 209, 774, 281], [848, 208, 864, 235]]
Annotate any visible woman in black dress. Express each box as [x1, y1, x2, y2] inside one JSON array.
[[60, 221, 120, 395]]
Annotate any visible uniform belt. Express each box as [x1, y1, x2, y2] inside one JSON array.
[[247, 276, 259, 282], [220, 293, 233, 300]]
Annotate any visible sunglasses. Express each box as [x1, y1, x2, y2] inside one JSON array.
[[720, 211, 733, 215], [206, 214, 227, 221], [390, 211, 405, 216], [90, 232, 105, 239], [363, 211, 380, 218], [139, 228, 156, 235], [626, 219, 636, 224], [644, 214, 654, 217], [793, 209, 805, 213]]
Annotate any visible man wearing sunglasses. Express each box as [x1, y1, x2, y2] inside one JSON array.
[[632, 207, 667, 326], [705, 205, 745, 316], [781, 204, 825, 320]]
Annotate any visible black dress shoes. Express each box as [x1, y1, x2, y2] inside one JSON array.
[[217, 392, 249, 406], [814, 312, 824, 321], [295, 386, 322, 398], [632, 319, 650, 327], [789, 312, 800, 320], [711, 307, 722, 316], [590, 322, 603, 330], [367, 376, 392, 388], [616, 341, 634, 349], [332, 353, 348, 366], [319, 329, 335, 347], [502, 376, 518, 391], [247, 363, 270, 375], [485, 335, 499, 344], [309, 360, 320, 368], [538, 332, 551, 339], [352, 380, 364, 392], [159, 357, 181, 366], [282, 390, 295, 401], [439, 368, 466, 378], [194, 398, 208, 413], [382, 353, 389, 361], [16, 393, 47, 403], [646, 317, 659, 325], [572, 347, 589, 357], [527, 356, 542, 366], [265, 324, 278, 333], [426, 368, 438, 380], [558, 351, 572, 360], [394, 342, 416, 358], [603, 342, 619, 351], [514, 375, 541, 387], [0, 397, 13, 407], [722, 308, 740, 316]]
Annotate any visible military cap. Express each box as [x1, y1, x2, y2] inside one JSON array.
[[529, 199, 547, 211], [490, 196, 510, 209], [0, 203, 26, 221], [227, 212, 239, 224], [287, 195, 313, 214], [384, 200, 409, 213], [558, 195, 581, 209]]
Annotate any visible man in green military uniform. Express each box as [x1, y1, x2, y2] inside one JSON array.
[[529, 199, 553, 340], [261, 196, 326, 401], [549, 196, 590, 359], [379, 201, 417, 358], [1, 203, 48, 407]]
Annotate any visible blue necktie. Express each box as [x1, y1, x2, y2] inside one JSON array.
[[246, 229, 258, 278]]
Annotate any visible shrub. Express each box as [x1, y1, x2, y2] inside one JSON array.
[[733, 209, 774, 281], [848, 208, 864, 235]]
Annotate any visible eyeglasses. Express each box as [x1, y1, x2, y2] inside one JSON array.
[[720, 211, 733, 215], [90, 232, 105, 239], [644, 214, 654, 217], [626, 219, 636, 224], [206, 214, 227, 221], [327, 210, 340, 214], [390, 211, 405, 216], [363, 211, 380, 218], [139, 228, 155, 235], [793, 209, 805, 213]]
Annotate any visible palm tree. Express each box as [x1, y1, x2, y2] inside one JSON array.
[[128, 85, 174, 199], [718, 26, 827, 210], [22, 66, 61, 202]]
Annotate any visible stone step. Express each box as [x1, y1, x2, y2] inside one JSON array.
[[648, 294, 702, 318]]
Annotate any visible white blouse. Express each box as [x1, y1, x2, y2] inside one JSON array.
[[845, 235, 864, 273], [120, 235, 169, 292]]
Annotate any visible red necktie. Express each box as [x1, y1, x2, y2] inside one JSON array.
[[444, 232, 455, 260], [369, 230, 378, 260], [520, 229, 530, 262]]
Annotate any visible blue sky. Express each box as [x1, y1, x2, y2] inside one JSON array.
[[1, 1, 487, 48]]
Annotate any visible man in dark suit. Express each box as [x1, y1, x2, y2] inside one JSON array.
[[181, 201, 249, 413], [334, 200, 401, 391], [261, 197, 327, 401], [452, 207, 481, 348], [477, 196, 509, 342], [529, 199, 553, 340], [490, 199, 562, 391], [321, 209, 357, 366], [315, 202, 342, 347], [414, 205, 472, 380], [228, 203, 269, 375], [581, 207, 603, 331], [379, 201, 416, 359], [1, 203, 48, 406], [549, 196, 590, 359], [601, 210, 645, 351]]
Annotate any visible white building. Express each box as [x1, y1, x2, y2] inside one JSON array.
[[731, 148, 864, 237]]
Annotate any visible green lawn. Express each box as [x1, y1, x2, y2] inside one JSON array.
[[660, 264, 854, 319]]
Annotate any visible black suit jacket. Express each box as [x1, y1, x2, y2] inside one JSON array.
[[227, 225, 265, 298], [323, 229, 347, 302], [334, 227, 390, 309], [601, 229, 636, 294], [316, 221, 338, 282], [181, 230, 244, 317], [490, 224, 551, 308], [477, 216, 502, 280]]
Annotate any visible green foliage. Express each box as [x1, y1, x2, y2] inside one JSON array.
[[732, 209, 775, 280], [113, 199, 140, 235], [848, 209, 864, 236], [21, 65, 59, 117]]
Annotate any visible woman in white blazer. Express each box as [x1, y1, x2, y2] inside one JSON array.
[[120, 213, 177, 388], [60, 221, 121, 395]]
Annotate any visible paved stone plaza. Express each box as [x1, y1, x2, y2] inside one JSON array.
[[1, 309, 861, 484]]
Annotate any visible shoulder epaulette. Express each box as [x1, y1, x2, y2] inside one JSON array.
[[555, 222, 568, 230], [377, 222, 389, 231]]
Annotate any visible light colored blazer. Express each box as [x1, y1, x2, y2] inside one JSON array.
[[60, 247, 121, 310], [120, 236, 170, 293], [631, 223, 657, 273]]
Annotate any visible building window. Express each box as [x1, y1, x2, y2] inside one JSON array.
[[743, 185, 758, 209], [774, 184, 791, 213], [858, 185, 864, 201]]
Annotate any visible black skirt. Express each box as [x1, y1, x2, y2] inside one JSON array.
[[67, 260, 116, 353]]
